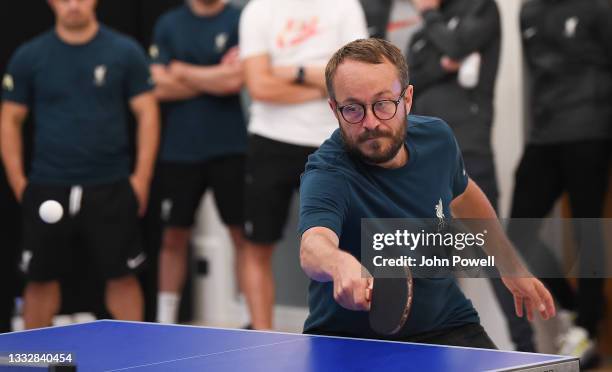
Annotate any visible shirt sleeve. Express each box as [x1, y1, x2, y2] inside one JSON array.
[[407, 32, 448, 94], [124, 42, 155, 99], [149, 18, 174, 65], [2, 45, 34, 106], [239, 0, 270, 59], [340, 0, 370, 43], [451, 134, 469, 199], [298, 169, 350, 238]]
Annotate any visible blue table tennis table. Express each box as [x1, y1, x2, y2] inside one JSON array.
[[0, 320, 578, 371]]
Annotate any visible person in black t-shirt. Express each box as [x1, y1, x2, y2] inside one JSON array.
[[149, 0, 247, 325], [1, 0, 159, 329]]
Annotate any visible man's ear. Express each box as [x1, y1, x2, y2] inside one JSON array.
[[403, 85, 414, 114], [328, 98, 340, 120]]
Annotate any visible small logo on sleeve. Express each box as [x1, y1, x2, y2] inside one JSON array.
[[447, 17, 460, 30], [564, 17, 579, 38], [149, 44, 160, 59], [412, 39, 427, 53], [2, 74, 14, 92], [94, 65, 107, 87]]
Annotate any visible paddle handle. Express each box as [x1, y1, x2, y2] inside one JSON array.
[[365, 278, 373, 303]]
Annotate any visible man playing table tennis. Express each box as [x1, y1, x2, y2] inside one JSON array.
[[298, 38, 555, 347]]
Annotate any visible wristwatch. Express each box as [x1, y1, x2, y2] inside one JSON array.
[[295, 66, 305, 84]]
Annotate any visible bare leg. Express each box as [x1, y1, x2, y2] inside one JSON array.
[[23, 281, 60, 329], [228, 226, 246, 295], [106, 275, 143, 321], [158, 228, 191, 293], [157, 228, 191, 323], [242, 241, 275, 330]]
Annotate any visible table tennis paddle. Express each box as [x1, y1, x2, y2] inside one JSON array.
[[367, 266, 413, 336]]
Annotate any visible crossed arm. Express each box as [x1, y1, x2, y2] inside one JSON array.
[[409, 0, 499, 89], [413, 0, 500, 61], [153, 45, 328, 105], [151, 47, 244, 102], [243, 54, 326, 104]]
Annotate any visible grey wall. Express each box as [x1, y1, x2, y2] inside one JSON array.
[[273, 194, 310, 307]]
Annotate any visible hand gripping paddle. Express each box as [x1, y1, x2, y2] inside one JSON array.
[[367, 265, 413, 335]]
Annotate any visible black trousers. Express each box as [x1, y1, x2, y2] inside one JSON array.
[[509, 140, 611, 336]]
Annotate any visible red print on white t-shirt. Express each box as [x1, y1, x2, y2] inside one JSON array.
[[276, 17, 320, 49]]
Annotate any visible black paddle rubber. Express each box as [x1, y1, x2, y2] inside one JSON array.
[[369, 268, 413, 335]]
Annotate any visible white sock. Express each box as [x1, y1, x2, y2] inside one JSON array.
[[157, 292, 180, 324]]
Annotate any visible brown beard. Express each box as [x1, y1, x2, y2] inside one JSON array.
[[196, 0, 221, 5], [60, 16, 91, 31], [341, 120, 407, 165]]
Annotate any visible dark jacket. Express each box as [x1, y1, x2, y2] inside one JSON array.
[[521, 0, 612, 144], [407, 0, 501, 156]]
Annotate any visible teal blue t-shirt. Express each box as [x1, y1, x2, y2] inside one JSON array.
[[2, 26, 153, 185], [151, 4, 246, 162], [298, 115, 480, 338]]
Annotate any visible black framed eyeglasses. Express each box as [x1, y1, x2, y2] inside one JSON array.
[[336, 87, 408, 125]]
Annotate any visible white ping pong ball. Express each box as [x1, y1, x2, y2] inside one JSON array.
[[39, 200, 64, 224]]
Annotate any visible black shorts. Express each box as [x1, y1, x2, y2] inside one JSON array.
[[21, 179, 144, 282], [244, 135, 318, 244], [158, 154, 245, 228]]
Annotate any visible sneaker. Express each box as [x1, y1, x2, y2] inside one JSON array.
[[556, 309, 576, 335], [557, 326, 596, 362]]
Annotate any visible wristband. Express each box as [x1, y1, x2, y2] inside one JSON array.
[[295, 66, 305, 84]]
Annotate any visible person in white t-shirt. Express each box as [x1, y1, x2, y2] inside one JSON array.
[[239, 0, 368, 330]]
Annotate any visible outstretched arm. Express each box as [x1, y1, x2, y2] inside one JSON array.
[[451, 179, 556, 321]]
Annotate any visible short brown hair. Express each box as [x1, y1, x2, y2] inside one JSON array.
[[325, 38, 410, 100]]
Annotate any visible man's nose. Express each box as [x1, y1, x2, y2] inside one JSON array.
[[361, 106, 380, 130]]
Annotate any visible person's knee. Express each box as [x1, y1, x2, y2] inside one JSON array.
[[24, 281, 60, 318], [107, 275, 139, 290], [229, 226, 246, 249], [162, 228, 191, 252], [25, 280, 59, 295], [245, 242, 274, 263], [105, 275, 143, 320]]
